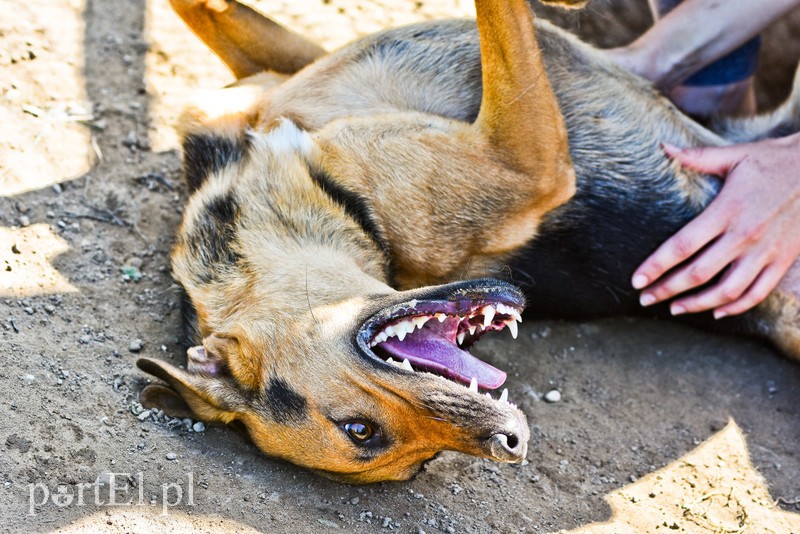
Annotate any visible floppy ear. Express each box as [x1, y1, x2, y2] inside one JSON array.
[[472, 0, 576, 215], [136, 354, 244, 424]]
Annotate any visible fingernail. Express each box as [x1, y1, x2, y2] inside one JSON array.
[[632, 274, 649, 289], [640, 293, 656, 307], [661, 142, 681, 154], [671, 304, 686, 316], [714, 310, 728, 320]]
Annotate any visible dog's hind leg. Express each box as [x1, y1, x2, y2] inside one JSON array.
[[169, 0, 325, 79], [713, 63, 800, 142], [471, 0, 576, 217], [743, 260, 800, 362]]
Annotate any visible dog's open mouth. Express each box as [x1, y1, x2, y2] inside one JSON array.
[[358, 281, 525, 391]]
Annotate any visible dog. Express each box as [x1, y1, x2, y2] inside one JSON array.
[[136, 0, 800, 483]]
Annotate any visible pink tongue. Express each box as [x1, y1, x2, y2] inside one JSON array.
[[379, 330, 506, 390]]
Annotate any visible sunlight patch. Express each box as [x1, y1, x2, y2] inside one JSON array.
[[0, 224, 77, 297], [566, 420, 800, 533], [0, 0, 94, 197]]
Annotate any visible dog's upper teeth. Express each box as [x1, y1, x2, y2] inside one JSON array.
[[412, 316, 430, 330], [469, 377, 478, 393], [506, 318, 519, 339], [456, 332, 466, 346], [496, 303, 522, 323], [500, 388, 508, 403], [482, 305, 496, 327], [436, 313, 447, 322], [401, 358, 413, 371], [468, 325, 476, 336]]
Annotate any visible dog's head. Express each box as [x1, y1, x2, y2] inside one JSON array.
[[138, 278, 528, 483]]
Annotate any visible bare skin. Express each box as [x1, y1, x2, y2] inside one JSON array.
[[634, 133, 800, 318]]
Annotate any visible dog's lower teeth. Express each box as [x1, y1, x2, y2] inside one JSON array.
[[500, 388, 508, 403], [401, 358, 413, 371]]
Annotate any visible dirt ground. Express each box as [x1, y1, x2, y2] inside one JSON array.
[[1, 1, 799, 532]]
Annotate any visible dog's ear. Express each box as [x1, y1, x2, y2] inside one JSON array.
[[136, 353, 244, 424], [472, 0, 576, 215]]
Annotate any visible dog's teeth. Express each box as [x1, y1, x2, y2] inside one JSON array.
[[485, 392, 492, 399], [412, 316, 430, 330], [436, 313, 447, 323], [387, 357, 395, 364], [457, 332, 466, 346], [500, 388, 508, 403], [506, 319, 518, 339], [482, 306, 495, 327], [496, 304, 522, 323], [469, 377, 478, 393], [468, 325, 476, 336], [401, 358, 413, 371], [396, 324, 408, 341]]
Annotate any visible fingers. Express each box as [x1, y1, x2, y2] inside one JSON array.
[[661, 143, 747, 177], [713, 262, 791, 317], [632, 202, 729, 294], [666, 254, 764, 315]]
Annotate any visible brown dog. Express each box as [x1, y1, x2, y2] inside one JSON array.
[[137, 0, 800, 483]]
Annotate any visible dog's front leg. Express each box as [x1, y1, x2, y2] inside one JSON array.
[[169, 0, 325, 79], [471, 0, 576, 217]]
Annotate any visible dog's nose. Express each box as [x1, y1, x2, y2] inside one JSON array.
[[486, 416, 529, 463]]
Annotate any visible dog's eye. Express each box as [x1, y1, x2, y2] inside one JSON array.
[[343, 421, 374, 443]]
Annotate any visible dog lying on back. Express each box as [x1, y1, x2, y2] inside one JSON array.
[[137, 0, 800, 483]]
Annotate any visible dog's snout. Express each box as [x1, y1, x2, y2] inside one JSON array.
[[486, 416, 529, 463]]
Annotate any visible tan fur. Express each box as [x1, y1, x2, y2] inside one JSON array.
[[138, 0, 800, 483]]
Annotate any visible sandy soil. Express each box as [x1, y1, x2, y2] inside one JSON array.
[[1, 1, 799, 532]]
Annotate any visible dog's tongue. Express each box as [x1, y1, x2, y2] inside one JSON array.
[[379, 329, 507, 390]]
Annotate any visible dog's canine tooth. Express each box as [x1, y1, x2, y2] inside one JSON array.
[[506, 319, 518, 339], [482, 305, 495, 327], [500, 388, 508, 403], [469, 377, 478, 393], [456, 332, 466, 346], [401, 358, 413, 371]]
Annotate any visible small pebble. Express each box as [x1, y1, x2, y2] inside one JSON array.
[[165, 452, 177, 461], [192, 421, 205, 433], [18, 216, 30, 227], [544, 389, 562, 403], [137, 409, 152, 421], [129, 339, 144, 353]]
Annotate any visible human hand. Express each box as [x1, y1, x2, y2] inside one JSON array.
[[633, 134, 800, 318]]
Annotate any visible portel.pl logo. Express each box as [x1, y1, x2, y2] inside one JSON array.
[[29, 472, 194, 516]]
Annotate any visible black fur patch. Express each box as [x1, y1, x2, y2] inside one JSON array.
[[265, 378, 308, 424], [179, 285, 201, 348], [308, 165, 392, 265], [185, 191, 243, 284], [182, 134, 245, 192]]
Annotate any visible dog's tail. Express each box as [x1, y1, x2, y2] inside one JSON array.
[[712, 63, 800, 143], [170, 0, 325, 79]]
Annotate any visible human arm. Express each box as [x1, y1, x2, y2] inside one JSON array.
[[605, 0, 800, 90], [633, 132, 800, 318]]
